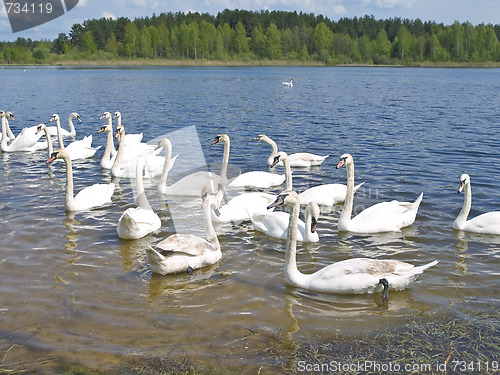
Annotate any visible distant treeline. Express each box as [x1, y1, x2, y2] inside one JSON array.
[[1, 9, 500, 65]]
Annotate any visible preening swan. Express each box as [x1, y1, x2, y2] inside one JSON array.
[[0, 111, 47, 152], [145, 190, 222, 275], [157, 134, 229, 196], [50, 114, 100, 160], [453, 174, 500, 235], [282, 78, 293, 87], [254, 134, 329, 168], [117, 157, 161, 239], [46, 148, 115, 212], [269, 190, 438, 298], [336, 153, 423, 233], [251, 200, 320, 242]]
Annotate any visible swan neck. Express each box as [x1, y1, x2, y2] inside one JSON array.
[[43, 127, 53, 155], [68, 116, 76, 137], [112, 129, 125, 173], [284, 199, 302, 286], [204, 201, 220, 249], [62, 153, 75, 209], [55, 117, 64, 149], [1, 115, 7, 149], [339, 162, 355, 226], [159, 142, 172, 187], [136, 160, 151, 210], [102, 129, 115, 164], [220, 139, 230, 181], [283, 156, 293, 191], [455, 182, 472, 227]]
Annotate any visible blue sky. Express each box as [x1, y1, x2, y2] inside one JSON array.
[[1, 0, 498, 42]]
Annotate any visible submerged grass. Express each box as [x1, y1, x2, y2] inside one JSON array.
[[1, 308, 498, 374]]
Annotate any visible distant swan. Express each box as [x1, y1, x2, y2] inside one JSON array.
[[0, 111, 47, 152], [45, 112, 80, 138], [254, 134, 329, 168], [282, 78, 293, 87], [117, 157, 161, 239], [336, 153, 423, 233], [47, 148, 115, 212], [453, 173, 500, 235], [269, 190, 438, 298], [145, 190, 222, 275]]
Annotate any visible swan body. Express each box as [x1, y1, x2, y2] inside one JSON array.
[[0, 111, 47, 152], [251, 201, 320, 242], [45, 112, 79, 138], [269, 190, 438, 296], [117, 157, 161, 239], [228, 170, 285, 189], [253, 134, 329, 168], [0, 111, 15, 141], [145, 192, 222, 275], [453, 174, 500, 235], [50, 114, 100, 160], [282, 78, 293, 87], [47, 148, 115, 211], [158, 134, 229, 196], [213, 192, 277, 223], [299, 182, 365, 206], [336, 153, 423, 233]]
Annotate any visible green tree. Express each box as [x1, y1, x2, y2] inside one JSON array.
[[265, 23, 281, 59], [82, 30, 97, 55], [312, 22, 333, 60], [105, 32, 118, 54], [52, 33, 69, 54], [122, 22, 139, 57], [231, 21, 249, 56], [139, 25, 152, 58], [250, 26, 266, 58]]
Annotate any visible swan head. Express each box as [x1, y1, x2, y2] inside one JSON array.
[[458, 174, 470, 193], [99, 112, 112, 120], [115, 124, 124, 139], [336, 153, 353, 169], [46, 148, 68, 163], [70, 112, 81, 122], [307, 202, 320, 233], [270, 151, 288, 168], [155, 138, 172, 151], [6, 112, 14, 120], [49, 114, 59, 123], [267, 190, 299, 210], [211, 134, 229, 145], [201, 185, 222, 216], [35, 123, 46, 134], [113, 111, 121, 120]]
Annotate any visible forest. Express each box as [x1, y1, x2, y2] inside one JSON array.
[[1, 9, 499, 65]]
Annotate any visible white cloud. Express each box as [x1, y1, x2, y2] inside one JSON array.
[[77, 0, 88, 7], [374, 0, 414, 9], [102, 12, 117, 20]]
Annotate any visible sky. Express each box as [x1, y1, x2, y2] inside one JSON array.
[[0, 0, 499, 42]]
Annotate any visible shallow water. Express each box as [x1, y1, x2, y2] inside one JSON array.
[[0, 66, 499, 371]]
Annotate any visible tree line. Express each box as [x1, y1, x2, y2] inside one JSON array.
[[1, 9, 499, 65]]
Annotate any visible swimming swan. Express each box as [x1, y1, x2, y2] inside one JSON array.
[[50, 114, 100, 160], [282, 78, 293, 87], [0, 111, 47, 152], [251, 200, 320, 242], [453, 173, 500, 235], [35, 123, 54, 156], [117, 157, 161, 239], [0, 111, 15, 141], [113, 111, 143, 145], [45, 112, 80, 138], [145, 191, 222, 275], [254, 134, 329, 168], [336, 153, 423, 233], [269, 190, 438, 298], [157, 134, 229, 196], [47, 148, 115, 212]]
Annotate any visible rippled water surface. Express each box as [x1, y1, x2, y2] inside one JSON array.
[[0, 66, 499, 371]]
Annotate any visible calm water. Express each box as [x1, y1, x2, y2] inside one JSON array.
[[0, 66, 499, 372]]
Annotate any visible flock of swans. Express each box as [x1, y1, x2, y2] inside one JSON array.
[[2, 109, 500, 301]]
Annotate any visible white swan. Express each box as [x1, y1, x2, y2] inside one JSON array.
[[145, 190, 222, 275], [254, 134, 329, 168], [47, 148, 115, 211], [0, 111, 15, 141], [157, 134, 229, 196], [113, 111, 143, 145], [45, 112, 80, 138], [269, 190, 438, 298], [50, 114, 100, 160], [251, 200, 320, 242], [336, 153, 423, 233], [453, 173, 500, 235], [117, 157, 161, 239], [35, 123, 54, 156], [282, 78, 293, 87], [111, 124, 171, 178], [0, 111, 48, 152]]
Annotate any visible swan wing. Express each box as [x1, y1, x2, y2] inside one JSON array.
[[155, 234, 217, 257], [117, 207, 161, 239], [73, 183, 115, 210], [288, 153, 329, 167], [251, 211, 305, 241], [462, 211, 500, 235], [215, 192, 276, 222], [229, 171, 285, 188]]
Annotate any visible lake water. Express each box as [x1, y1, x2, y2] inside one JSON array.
[[0, 66, 499, 372]]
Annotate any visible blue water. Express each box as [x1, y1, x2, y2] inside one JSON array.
[[0, 66, 499, 371]]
